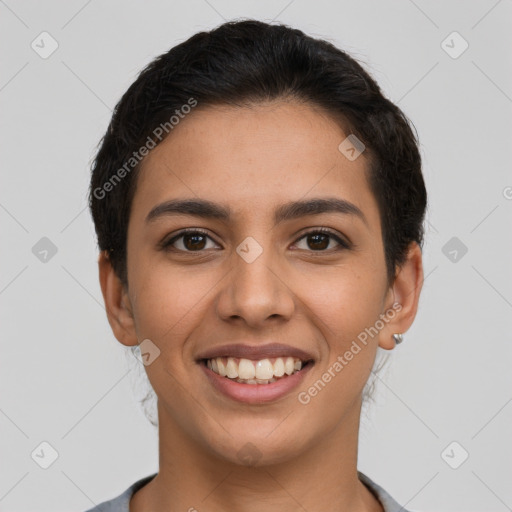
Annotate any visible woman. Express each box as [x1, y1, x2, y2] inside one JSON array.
[[86, 19, 426, 512]]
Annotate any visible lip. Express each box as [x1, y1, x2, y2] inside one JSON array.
[[199, 360, 314, 404], [196, 343, 315, 363]]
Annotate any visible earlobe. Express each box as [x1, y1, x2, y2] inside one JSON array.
[[98, 251, 138, 347], [378, 242, 424, 350]]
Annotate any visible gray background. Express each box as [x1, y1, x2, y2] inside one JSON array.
[[1, 1, 511, 511]]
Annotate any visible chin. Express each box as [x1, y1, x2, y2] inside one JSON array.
[[206, 430, 308, 468]]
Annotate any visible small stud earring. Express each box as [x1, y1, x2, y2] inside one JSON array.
[[393, 333, 404, 345]]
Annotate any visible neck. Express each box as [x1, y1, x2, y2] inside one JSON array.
[[130, 399, 383, 512]]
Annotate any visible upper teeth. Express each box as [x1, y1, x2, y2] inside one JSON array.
[[206, 356, 303, 380]]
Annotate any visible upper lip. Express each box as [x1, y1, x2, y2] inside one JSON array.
[[196, 343, 315, 362]]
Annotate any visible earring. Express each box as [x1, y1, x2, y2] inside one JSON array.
[[393, 333, 404, 345]]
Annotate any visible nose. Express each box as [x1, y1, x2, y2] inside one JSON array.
[[216, 241, 295, 328]]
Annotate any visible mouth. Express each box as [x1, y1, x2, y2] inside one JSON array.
[[195, 343, 316, 404], [199, 356, 314, 385]]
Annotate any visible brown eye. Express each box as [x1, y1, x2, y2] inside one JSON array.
[[182, 233, 207, 250], [307, 233, 330, 250], [294, 229, 349, 252], [162, 229, 219, 252]]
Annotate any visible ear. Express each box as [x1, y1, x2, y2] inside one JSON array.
[[378, 242, 424, 350], [98, 251, 138, 347]]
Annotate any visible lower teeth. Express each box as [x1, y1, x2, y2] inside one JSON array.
[[233, 377, 278, 385], [226, 372, 301, 385]]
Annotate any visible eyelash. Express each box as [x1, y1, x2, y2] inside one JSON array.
[[160, 227, 351, 253]]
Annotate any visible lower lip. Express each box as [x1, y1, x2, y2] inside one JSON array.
[[199, 361, 314, 404]]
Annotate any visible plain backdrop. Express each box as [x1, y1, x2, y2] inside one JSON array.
[[1, 1, 511, 511]]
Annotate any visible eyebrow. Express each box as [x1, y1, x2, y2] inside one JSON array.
[[146, 197, 367, 226]]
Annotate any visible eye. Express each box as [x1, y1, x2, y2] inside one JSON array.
[[160, 227, 351, 253], [293, 228, 350, 252], [161, 228, 220, 252]]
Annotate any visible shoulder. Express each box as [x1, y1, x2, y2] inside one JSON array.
[[358, 471, 415, 512], [85, 471, 412, 512], [83, 473, 157, 512]]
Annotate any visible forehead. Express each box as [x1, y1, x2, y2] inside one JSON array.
[[131, 100, 380, 228]]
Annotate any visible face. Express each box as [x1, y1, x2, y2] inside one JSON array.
[[104, 100, 417, 466]]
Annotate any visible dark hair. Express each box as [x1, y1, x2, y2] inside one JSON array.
[[89, 19, 426, 285]]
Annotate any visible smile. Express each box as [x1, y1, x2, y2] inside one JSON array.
[[199, 356, 314, 404], [203, 356, 311, 384]]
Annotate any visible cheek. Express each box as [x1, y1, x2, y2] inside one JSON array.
[[305, 266, 385, 344], [297, 271, 383, 413], [128, 260, 218, 342]]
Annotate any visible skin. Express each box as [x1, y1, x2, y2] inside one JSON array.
[[99, 99, 423, 512]]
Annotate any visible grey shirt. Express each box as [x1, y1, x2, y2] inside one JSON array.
[[84, 471, 412, 512]]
